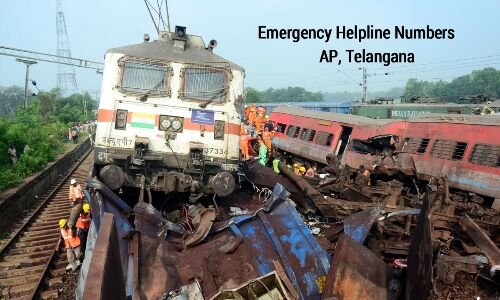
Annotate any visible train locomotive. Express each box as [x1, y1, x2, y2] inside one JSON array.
[[270, 106, 500, 204], [94, 27, 244, 202]]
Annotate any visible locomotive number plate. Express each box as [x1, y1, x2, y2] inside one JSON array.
[[203, 147, 227, 155]]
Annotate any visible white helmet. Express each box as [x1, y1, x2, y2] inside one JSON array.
[[70, 179, 76, 185]]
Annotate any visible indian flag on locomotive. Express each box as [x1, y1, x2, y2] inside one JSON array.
[[130, 112, 156, 129]]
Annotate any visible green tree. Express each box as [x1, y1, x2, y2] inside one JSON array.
[[245, 86, 323, 103], [245, 87, 263, 103], [0, 86, 25, 118]]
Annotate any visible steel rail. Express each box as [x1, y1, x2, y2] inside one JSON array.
[[28, 147, 94, 299], [0, 147, 92, 256]]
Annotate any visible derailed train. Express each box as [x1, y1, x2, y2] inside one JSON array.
[[94, 26, 244, 201], [270, 106, 500, 203]]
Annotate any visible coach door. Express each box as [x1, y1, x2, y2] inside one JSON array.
[[335, 126, 353, 157]]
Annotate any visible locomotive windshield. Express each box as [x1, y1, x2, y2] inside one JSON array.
[[181, 67, 227, 102], [121, 61, 170, 95]]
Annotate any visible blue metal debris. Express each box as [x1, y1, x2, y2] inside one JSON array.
[[234, 198, 331, 299], [343, 207, 383, 243]]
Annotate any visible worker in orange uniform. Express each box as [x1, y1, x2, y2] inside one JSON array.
[[76, 203, 91, 253], [240, 123, 247, 135], [69, 178, 84, 206], [263, 127, 273, 153], [248, 106, 257, 127], [240, 134, 251, 160], [59, 218, 81, 271], [255, 106, 266, 133]]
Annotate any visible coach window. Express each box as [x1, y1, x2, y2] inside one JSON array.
[[308, 130, 317, 141], [299, 128, 309, 140], [315, 131, 334, 146], [120, 60, 171, 96], [179, 66, 228, 103], [402, 138, 430, 154], [430, 140, 467, 160], [469, 144, 500, 167], [276, 123, 287, 133]]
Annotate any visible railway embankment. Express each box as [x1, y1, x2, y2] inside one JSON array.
[[0, 139, 92, 232]]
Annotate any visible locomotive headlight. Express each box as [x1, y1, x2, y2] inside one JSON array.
[[115, 109, 128, 129], [171, 118, 183, 131], [159, 116, 171, 131], [214, 120, 225, 140]]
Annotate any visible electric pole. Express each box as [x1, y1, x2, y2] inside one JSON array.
[[16, 58, 38, 108]]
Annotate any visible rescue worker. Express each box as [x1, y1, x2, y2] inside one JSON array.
[[258, 139, 268, 166], [248, 106, 257, 127], [293, 163, 300, 176], [323, 152, 340, 177], [240, 134, 251, 161], [305, 165, 315, 177], [319, 164, 351, 194], [255, 107, 266, 133], [263, 127, 273, 152], [59, 218, 81, 271], [354, 165, 370, 188], [69, 179, 84, 206], [264, 115, 274, 132], [272, 157, 281, 174], [240, 123, 247, 135], [299, 166, 306, 176], [76, 203, 91, 253]]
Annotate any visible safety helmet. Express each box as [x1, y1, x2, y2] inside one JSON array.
[[70, 179, 76, 185], [82, 203, 90, 213], [299, 166, 306, 172], [59, 219, 68, 228], [265, 115, 269, 119], [293, 163, 299, 167]]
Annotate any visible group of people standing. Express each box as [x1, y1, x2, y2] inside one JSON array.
[[240, 105, 275, 165], [58, 178, 92, 272], [68, 121, 96, 145], [7, 144, 31, 165], [240, 105, 320, 179]]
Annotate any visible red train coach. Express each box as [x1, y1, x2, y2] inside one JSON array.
[[270, 106, 500, 201], [270, 106, 395, 164]]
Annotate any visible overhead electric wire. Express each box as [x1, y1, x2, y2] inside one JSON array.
[[369, 54, 500, 71]]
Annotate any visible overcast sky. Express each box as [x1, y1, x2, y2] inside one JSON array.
[[1, 0, 499, 96]]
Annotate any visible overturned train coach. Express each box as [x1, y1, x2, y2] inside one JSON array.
[[270, 106, 500, 203], [94, 27, 244, 200]]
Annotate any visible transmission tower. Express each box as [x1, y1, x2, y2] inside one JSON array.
[[56, 0, 78, 97]]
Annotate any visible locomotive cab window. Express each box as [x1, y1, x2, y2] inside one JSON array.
[[180, 67, 228, 103], [431, 140, 467, 160], [120, 60, 170, 96]]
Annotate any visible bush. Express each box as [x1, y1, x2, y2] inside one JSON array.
[[0, 90, 86, 193]]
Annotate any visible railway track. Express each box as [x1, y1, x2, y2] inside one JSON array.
[[0, 149, 93, 299]]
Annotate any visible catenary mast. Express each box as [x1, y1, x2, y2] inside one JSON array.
[[56, 0, 78, 97]]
